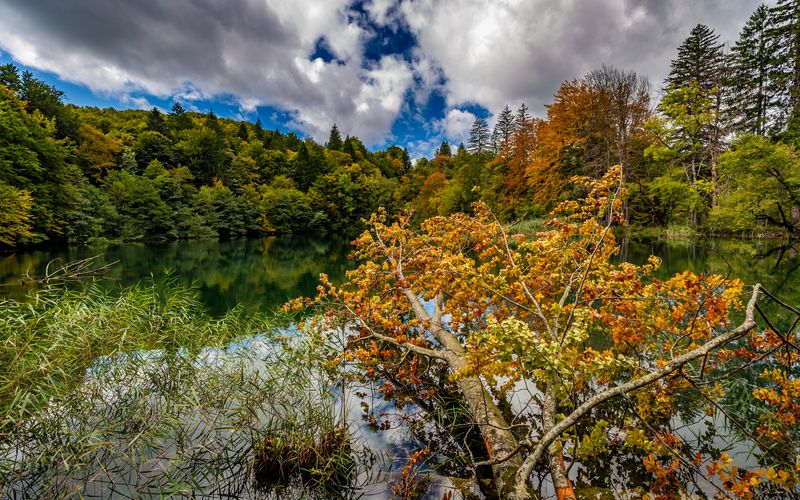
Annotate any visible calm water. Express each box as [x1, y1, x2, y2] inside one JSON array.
[[1, 235, 798, 316], [0, 235, 354, 315]]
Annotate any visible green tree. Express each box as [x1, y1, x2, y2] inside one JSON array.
[[468, 116, 491, 154], [665, 24, 726, 208], [19, 70, 79, 139], [237, 121, 250, 142], [146, 107, 169, 135], [0, 64, 21, 91], [436, 141, 451, 157], [134, 131, 175, 172], [493, 105, 515, 154], [768, 0, 800, 118], [0, 183, 33, 245], [666, 24, 725, 93], [710, 134, 800, 233], [326, 124, 343, 151], [177, 126, 229, 185], [292, 140, 327, 191], [168, 102, 193, 132], [103, 171, 174, 240], [729, 5, 778, 135], [649, 83, 718, 225], [515, 103, 531, 133]]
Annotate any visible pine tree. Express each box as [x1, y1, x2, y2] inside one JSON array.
[[515, 103, 531, 133], [237, 122, 249, 142], [168, 103, 193, 132], [666, 24, 725, 93], [205, 110, 223, 135], [468, 117, 490, 154], [146, 107, 168, 135], [0, 64, 21, 92], [254, 118, 264, 140], [768, 0, 800, 120], [437, 141, 451, 157], [326, 124, 343, 151], [493, 105, 515, 152], [728, 5, 776, 135]]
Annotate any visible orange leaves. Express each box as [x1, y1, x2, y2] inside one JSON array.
[[706, 453, 764, 499]]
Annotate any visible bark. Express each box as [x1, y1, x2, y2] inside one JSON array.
[[543, 385, 576, 500], [400, 286, 523, 497]]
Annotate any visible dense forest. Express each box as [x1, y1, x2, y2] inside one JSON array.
[[2, 2, 800, 248]]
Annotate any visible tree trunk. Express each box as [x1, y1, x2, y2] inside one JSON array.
[[543, 385, 576, 500], [401, 287, 523, 496]]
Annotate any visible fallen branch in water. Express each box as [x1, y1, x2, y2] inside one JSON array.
[[22, 254, 119, 285]]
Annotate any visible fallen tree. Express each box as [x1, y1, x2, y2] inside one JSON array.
[[293, 166, 799, 498]]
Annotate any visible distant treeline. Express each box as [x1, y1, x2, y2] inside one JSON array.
[[1, 2, 800, 248]]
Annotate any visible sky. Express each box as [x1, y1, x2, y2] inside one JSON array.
[[0, 0, 764, 158]]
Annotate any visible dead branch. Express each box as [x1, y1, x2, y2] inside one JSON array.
[[22, 254, 118, 285]]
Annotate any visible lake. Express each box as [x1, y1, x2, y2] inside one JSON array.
[[2, 234, 798, 318], [2, 234, 798, 497]]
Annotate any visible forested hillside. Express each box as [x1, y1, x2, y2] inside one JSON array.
[[2, 2, 800, 248]]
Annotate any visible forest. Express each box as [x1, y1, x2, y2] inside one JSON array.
[[2, 3, 800, 249]]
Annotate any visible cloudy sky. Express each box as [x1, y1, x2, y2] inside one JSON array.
[[0, 0, 763, 157]]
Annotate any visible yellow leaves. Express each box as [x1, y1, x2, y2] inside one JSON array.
[[765, 467, 794, 488], [706, 452, 765, 499], [576, 420, 610, 460]]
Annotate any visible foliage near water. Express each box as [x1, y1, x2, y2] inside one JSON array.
[[0, 280, 363, 498]]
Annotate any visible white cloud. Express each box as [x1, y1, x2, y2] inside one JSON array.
[[0, 0, 415, 145], [399, 0, 763, 117], [364, 0, 399, 26], [120, 94, 156, 111], [438, 108, 476, 145], [0, 0, 765, 149]]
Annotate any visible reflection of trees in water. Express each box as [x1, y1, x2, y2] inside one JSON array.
[[0, 235, 353, 314], [620, 236, 800, 331]]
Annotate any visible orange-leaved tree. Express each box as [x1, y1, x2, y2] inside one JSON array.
[[289, 166, 799, 499]]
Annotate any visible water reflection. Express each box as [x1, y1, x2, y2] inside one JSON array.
[[619, 236, 800, 330], [0, 235, 354, 315]]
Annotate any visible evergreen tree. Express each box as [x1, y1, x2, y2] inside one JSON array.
[[437, 141, 451, 157], [515, 103, 531, 133], [0, 64, 21, 92], [493, 105, 515, 152], [205, 110, 222, 134], [168, 102, 193, 132], [468, 117, 491, 154], [254, 118, 264, 140], [666, 24, 725, 93], [146, 107, 168, 135], [729, 5, 777, 135], [768, 0, 800, 120], [237, 121, 249, 142], [326, 124, 343, 151], [490, 127, 501, 155]]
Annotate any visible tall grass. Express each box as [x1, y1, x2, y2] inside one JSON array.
[[0, 279, 367, 498]]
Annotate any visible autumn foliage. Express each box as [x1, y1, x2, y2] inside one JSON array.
[[291, 166, 798, 498]]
